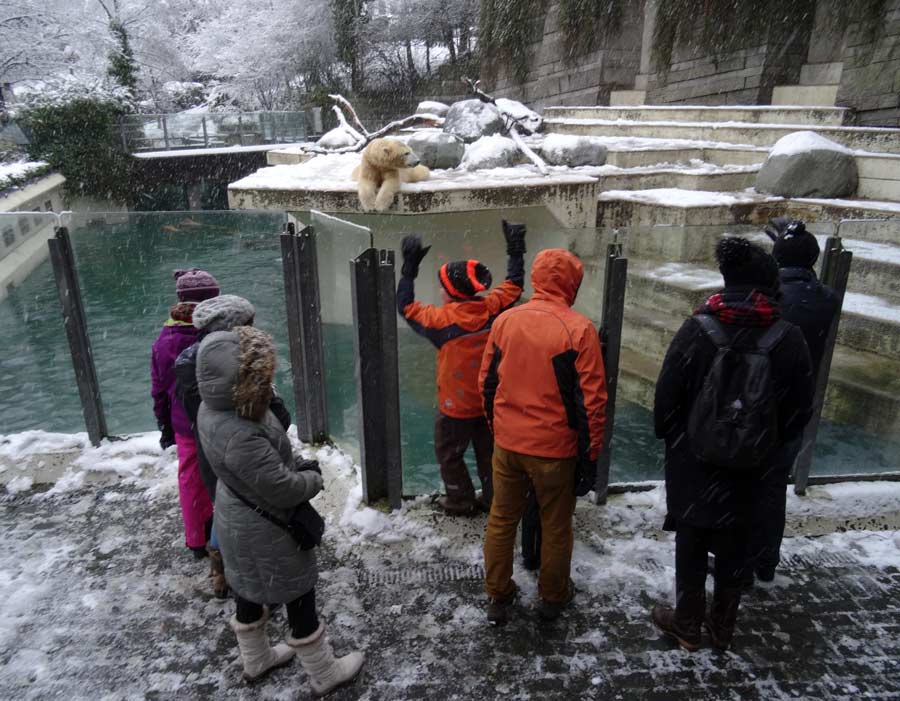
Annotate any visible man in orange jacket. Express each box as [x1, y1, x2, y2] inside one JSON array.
[[479, 248, 607, 624], [398, 222, 526, 514]]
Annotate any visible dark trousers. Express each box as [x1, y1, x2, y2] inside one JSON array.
[[747, 437, 802, 576], [521, 489, 541, 568], [676, 524, 748, 599], [235, 589, 319, 639], [434, 413, 493, 505]]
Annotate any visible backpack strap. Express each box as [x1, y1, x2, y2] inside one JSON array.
[[756, 319, 792, 352], [692, 314, 731, 348]]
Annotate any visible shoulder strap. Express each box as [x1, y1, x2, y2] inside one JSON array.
[[222, 479, 293, 533], [692, 314, 731, 349], [756, 319, 792, 352]]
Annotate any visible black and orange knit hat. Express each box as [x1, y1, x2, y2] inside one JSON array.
[[439, 260, 492, 299]]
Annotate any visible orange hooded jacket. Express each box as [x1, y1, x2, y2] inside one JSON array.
[[398, 255, 523, 419], [479, 249, 607, 460]]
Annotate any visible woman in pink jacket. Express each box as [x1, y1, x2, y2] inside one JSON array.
[[151, 268, 219, 558]]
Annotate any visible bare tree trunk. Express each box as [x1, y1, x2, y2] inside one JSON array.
[[425, 41, 431, 75], [444, 27, 457, 63]]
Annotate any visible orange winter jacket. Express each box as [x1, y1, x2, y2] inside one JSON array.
[[398, 258, 523, 419], [479, 249, 607, 460]]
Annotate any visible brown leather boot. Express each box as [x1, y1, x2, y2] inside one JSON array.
[[705, 586, 742, 651], [652, 589, 705, 652], [207, 547, 228, 599], [437, 496, 477, 515]]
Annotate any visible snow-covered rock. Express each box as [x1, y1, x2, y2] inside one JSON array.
[[494, 97, 542, 133], [756, 131, 858, 198], [415, 100, 450, 118], [442, 100, 504, 143], [460, 135, 522, 170], [539, 134, 607, 167], [407, 131, 465, 169], [316, 127, 359, 150]]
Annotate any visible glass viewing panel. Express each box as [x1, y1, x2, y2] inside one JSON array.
[[64, 210, 289, 436], [307, 210, 372, 464], [0, 212, 82, 433]]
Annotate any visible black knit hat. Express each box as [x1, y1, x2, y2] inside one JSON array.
[[771, 220, 820, 269], [716, 237, 779, 289], [439, 260, 492, 299]]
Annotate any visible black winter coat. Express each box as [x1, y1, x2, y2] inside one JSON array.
[[654, 310, 815, 530], [174, 339, 291, 501], [778, 267, 839, 377]]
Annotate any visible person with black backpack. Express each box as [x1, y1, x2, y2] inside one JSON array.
[[651, 237, 814, 652]]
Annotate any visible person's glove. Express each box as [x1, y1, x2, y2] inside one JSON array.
[[574, 457, 598, 497], [159, 423, 175, 450], [304, 470, 324, 495], [502, 220, 527, 256], [295, 457, 321, 475], [401, 234, 431, 278]]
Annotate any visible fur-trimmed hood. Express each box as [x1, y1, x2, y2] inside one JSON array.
[[197, 326, 275, 420]]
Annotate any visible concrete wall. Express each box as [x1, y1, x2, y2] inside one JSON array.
[[836, 0, 900, 126], [486, 1, 645, 109]]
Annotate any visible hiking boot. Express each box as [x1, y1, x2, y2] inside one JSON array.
[[190, 545, 208, 561], [437, 496, 477, 516], [755, 566, 776, 583], [537, 579, 575, 621], [705, 586, 742, 651], [208, 546, 228, 599], [486, 582, 518, 626]]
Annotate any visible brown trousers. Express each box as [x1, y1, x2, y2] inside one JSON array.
[[434, 413, 494, 506], [484, 445, 576, 603]]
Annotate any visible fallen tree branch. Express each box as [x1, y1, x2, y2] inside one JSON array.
[[328, 93, 370, 136], [303, 113, 444, 155], [331, 105, 365, 144], [462, 76, 547, 170]]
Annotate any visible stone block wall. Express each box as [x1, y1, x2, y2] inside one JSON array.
[[837, 0, 900, 126], [485, 1, 644, 109]]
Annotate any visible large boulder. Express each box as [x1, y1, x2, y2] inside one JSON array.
[[495, 98, 542, 133], [407, 131, 465, 169], [415, 100, 450, 118], [442, 99, 504, 143], [460, 135, 522, 170], [539, 134, 607, 167], [756, 131, 858, 198], [315, 127, 358, 150]]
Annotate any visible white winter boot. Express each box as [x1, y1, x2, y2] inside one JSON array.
[[288, 623, 365, 697], [230, 609, 295, 682]]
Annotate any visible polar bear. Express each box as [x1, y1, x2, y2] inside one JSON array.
[[351, 137, 430, 212]]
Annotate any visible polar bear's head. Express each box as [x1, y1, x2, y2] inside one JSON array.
[[364, 138, 421, 170]]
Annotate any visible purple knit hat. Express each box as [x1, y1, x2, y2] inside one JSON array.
[[174, 268, 220, 303]]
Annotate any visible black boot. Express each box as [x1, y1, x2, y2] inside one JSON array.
[[705, 586, 742, 651], [652, 588, 705, 652]]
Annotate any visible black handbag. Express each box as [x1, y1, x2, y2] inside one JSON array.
[[226, 483, 325, 551]]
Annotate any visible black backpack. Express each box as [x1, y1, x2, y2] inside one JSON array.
[[687, 315, 791, 471]]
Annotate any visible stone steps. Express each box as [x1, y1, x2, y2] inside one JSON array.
[[545, 118, 900, 154], [544, 105, 850, 126], [604, 144, 767, 169], [596, 165, 757, 193], [625, 260, 900, 361], [597, 188, 900, 231], [617, 308, 900, 435]]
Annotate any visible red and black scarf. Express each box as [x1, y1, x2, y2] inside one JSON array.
[[694, 289, 780, 327]]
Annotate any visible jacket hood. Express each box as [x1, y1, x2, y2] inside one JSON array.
[[193, 294, 256, 333], [530, 249, 583, 306], [197, 327, 275, 420]]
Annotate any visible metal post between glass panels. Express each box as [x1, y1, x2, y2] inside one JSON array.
[[594, 238, 628, 505], [280, 222, 329, 443], [47, 227, 108, 446], [351, 248, 403, 509], [793, 234, 853, 495]]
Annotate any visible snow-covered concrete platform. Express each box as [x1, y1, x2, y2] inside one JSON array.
[[228, 153, 600, 228], [2, 432, 900, 699]]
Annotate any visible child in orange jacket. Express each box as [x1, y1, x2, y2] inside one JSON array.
[[397, 221, 526, 514]]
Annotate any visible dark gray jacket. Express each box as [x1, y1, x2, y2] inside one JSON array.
[[197, 330, 320, 603]]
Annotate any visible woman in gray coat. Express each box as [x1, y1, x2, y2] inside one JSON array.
[[197, 326, 364, 695]]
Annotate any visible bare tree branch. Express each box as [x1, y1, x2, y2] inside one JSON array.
[[328, 93, 369, 136], [303, 111, 443, 155], [331, 104, 365, 143]]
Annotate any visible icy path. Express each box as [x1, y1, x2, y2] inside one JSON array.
[[1, 434, 899, 699]]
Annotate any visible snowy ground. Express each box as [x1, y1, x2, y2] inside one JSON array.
[[2, 431, 900, 699]]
